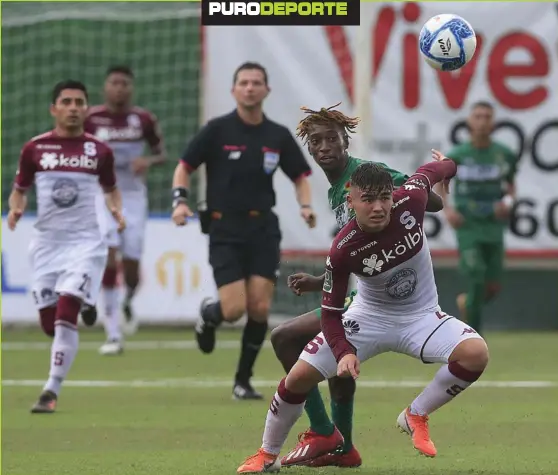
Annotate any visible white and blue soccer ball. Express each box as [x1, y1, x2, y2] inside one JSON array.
[[419, 14, 477, 72]]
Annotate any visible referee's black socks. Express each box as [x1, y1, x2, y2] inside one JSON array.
[[236, 318, 268, 384]]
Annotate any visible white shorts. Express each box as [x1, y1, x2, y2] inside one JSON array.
[[300, 301, 484, 379], [29, 239, 108, 309], [104, 194, 147, 260]]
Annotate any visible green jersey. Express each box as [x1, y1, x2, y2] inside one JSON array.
[[328, 156, 408, 229], [447, 141, 518, 242]]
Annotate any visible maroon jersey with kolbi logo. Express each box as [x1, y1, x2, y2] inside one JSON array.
[[84, 105, 163, 194], [321, 160, 457, 362], [14, 131, 116, 242]]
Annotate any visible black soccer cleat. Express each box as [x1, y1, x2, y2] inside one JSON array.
[[232, 381, 264, 401], [80, 304, 98, 327], [30, 390, 57, 414], [195, 298, 217, 354]]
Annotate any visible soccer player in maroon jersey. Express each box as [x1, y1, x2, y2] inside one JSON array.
[[7, 80, 125, 413], [237, 154, 489, 473], [84, 65, 166, 355]]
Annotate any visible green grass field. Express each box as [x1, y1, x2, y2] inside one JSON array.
[[2, 328, 557, 475]]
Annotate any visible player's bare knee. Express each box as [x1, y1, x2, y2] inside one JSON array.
[[270, 324, 288, 354], [451, 338, 489, 371], [328, 376, 356, 403], [220, 298, 246, 322], [246, 297, 271, 322], [285, 360, 324, 394]]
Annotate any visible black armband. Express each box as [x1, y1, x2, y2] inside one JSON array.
[[172, 187, 189, 208]]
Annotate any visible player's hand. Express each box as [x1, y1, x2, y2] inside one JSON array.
[[7, 209, 23, 231], [431, 149, 451, 194], [300, 206, 317, 228], [337, 354, 360, 380], [287, 273, 323, 295], [445, 207, 464, 229], [172, 203, 194, 226], [131, 157, 151, 175], [494, 201, 512, 220], [110, 208, 126, 232]]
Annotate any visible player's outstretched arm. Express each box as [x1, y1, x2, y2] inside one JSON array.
[[403, 158, 457, 212], [7, 188, 27, 230]]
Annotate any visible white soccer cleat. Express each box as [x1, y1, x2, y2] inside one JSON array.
[[98, 339, 124, 356]]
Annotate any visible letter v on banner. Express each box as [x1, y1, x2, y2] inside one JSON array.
[[201, 0, 360, 26]]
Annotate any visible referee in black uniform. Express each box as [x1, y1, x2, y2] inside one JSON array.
[[171, 62, 316, 400]]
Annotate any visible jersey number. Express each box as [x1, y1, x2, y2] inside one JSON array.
[[78, 274, 91, 298], [303, 335, 325, 355], [83, 141, 97, 157], [54, 351, 64, 366]]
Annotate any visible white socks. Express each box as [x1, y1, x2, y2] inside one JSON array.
[[44, 323, 79, 396], [410, 362, 482, 415], [103, 287, 121, 341], [261, 380, 307, 455]]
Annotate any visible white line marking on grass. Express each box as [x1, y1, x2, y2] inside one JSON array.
[[1, 340, 257, 351], [2, 379, 557, 389]]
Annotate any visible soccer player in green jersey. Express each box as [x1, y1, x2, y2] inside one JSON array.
[[270, 103, 444, 468], [438, 102, 518, 334]]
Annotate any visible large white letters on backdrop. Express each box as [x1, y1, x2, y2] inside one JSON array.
[[205, 2, 558, 253]]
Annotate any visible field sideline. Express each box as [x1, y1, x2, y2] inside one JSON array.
[[2, 329, 557, 475]]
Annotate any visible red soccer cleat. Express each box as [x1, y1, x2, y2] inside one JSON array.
[[280, 427, 344, 467], [306, 446, 362, 468]]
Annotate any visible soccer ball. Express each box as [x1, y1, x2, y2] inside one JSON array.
[[419, 14, 477, 71]]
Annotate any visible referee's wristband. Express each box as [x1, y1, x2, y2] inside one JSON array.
[[172, 187, 189, 208], [300, 204, 312, 209]]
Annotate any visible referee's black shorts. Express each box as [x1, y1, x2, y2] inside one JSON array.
[[208, 211, 281, 288]]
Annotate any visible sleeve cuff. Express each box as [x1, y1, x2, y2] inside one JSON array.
[[180, 160, 196, 173]]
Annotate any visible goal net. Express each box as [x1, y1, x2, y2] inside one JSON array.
[[1, 1, 202, 213]]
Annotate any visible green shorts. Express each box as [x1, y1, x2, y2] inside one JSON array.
[[315, 289, 357, 319], [457, 236, 504, 284]]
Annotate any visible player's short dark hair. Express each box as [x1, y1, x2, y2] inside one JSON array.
[[233, 62, 268, 86], [471, 100, 493, 111], [51, 80, 88, 104], [106, 65, 134, 79], [350, 162, 394, 194]]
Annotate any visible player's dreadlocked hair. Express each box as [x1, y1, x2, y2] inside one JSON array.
[[350, 162, 394, 194], [296, 102, 360, 145]]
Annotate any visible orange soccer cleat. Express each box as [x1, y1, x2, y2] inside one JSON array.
[[237, 448, 280, 474], [397, 407, 437, 457]]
